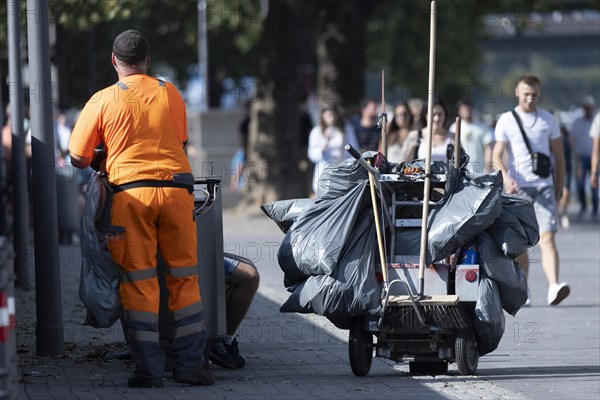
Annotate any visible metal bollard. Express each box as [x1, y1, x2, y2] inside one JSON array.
[[158, 177, 226, 371]]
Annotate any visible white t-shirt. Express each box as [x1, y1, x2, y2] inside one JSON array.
[[308, 126, 347, 193], [590, 112, 600, 139], [449, 120, 492, 176], [494, 107, 560, 188], [417, 136, 452, 162]]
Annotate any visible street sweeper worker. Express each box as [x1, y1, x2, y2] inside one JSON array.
[[68, 29, 213, 388]]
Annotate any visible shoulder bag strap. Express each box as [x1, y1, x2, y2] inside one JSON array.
[[511, 110, 533, 155]]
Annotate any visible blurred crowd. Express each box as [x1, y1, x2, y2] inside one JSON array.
[[0, 88, 598, 245]]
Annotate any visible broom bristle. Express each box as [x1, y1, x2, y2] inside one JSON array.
[[383, 304, 469, 330]]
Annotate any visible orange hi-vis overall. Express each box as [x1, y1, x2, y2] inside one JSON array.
[[69, 75, 205, 378]]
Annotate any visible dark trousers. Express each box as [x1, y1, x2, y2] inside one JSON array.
[[576, 156, 599, 214]]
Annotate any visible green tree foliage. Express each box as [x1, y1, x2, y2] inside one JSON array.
[[366, 0, 485, 109], [1, 0, 265, 108]]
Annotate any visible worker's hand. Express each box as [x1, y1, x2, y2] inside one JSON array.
[[503, 177, 519, 195]]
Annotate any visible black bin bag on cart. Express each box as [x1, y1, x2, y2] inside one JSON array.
[[263, 157, 383, 318], [427, 172, 503, 263]]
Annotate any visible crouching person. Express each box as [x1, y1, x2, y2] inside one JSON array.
[[210, 254, 260, 369]]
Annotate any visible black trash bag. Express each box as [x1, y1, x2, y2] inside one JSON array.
[[280, 206, 381, 316], [474, 275, 506, 356], [486, 194, 540, 258], [317, 157, 369, 200], [477, 231, 528, 316], [261, 198, 316, 234], [277, 181, 369, 286], [427, 172, 503, 263], [79, 172, 123, 328]]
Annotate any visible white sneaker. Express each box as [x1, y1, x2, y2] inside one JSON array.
[[524, 289, 531, 307], [548, 282, 570, 306], [560, 215, 570, 229]]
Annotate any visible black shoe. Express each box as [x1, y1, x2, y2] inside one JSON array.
[[229, 339, 246, 368], [210, 337, 244, 369], [174, 367, 215, 386], [127, 373, 163, 388]]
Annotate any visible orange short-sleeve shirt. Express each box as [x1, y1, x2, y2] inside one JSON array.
[[69, 74, 191, 185]]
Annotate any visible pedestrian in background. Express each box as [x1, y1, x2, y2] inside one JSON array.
[[492, 75, 569, 306], [380, 101, 414, 163], [404, 96, 452, 162], [408, 97, 425, 130], [571, 95, 598, 219], [308, 104, 358, 195], [556, 113, 575, 229], [69, 29, 213, 388], [589, 112, 600, 193], [348, 98, 379, 153], [449, 100, 493, 176]]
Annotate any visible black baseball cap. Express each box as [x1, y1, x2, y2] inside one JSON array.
[[112, 29, 149, 63]]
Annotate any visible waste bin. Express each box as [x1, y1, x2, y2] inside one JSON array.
[[56, 165, 81, 242], [158, 177, 226, 370], [0, 237, 16, 399]]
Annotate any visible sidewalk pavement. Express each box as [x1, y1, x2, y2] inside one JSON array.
[[14, 208, 600, 399]]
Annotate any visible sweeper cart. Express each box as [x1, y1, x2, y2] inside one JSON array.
[[345, 0, 479, 376], [345, 141, 480, 377]]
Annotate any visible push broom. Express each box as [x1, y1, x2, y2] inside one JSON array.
[[384, 0, 469, 330]]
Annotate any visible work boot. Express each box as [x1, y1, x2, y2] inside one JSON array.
[[127, 373, 163, 388], [210, 337, 245, 369], [229, 338, 246, 368], [174, 367, 215, 386]]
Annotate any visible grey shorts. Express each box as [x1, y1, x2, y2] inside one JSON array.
[[516, 186, 557, 233]]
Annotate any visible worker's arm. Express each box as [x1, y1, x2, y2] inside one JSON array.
[[70, 153, 91, 169]]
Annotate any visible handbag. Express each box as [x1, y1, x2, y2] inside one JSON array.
[[511, 110, 552, 178]]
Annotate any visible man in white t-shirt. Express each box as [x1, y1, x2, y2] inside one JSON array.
[[492, 75, 569, 306], [449, 100, 493, 176]]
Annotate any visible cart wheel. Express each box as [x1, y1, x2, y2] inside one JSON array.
[[455, 327, 479, 375], [348, 317, 373, 377]]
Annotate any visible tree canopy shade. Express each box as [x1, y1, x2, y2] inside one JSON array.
[[1, 0, 598, 204]]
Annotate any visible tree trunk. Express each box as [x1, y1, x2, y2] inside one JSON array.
[[243, 0, 313, 207], [315, 0, 373, 118]]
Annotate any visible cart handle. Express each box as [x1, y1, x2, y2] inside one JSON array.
[[345, 144, 380, 177]]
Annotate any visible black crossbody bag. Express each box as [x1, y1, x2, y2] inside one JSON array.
[[511, 110, 552, 178]]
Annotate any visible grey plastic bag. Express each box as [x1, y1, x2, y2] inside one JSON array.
[[280, 206, 381, 316], [79, 172, 123, 328], [474, 275, 506, 356], [486, 194, 540, 258], [261, 198, 316, 234], [277, 181, 368, 286], [477, 231, 528, 316], [427, 172, 503, 263], [317, 157, 369, 199]]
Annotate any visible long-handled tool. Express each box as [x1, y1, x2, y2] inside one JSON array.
[[344, 145, 389, 289], [379, 70, 388, 158], [392, 1, 468, 330]]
